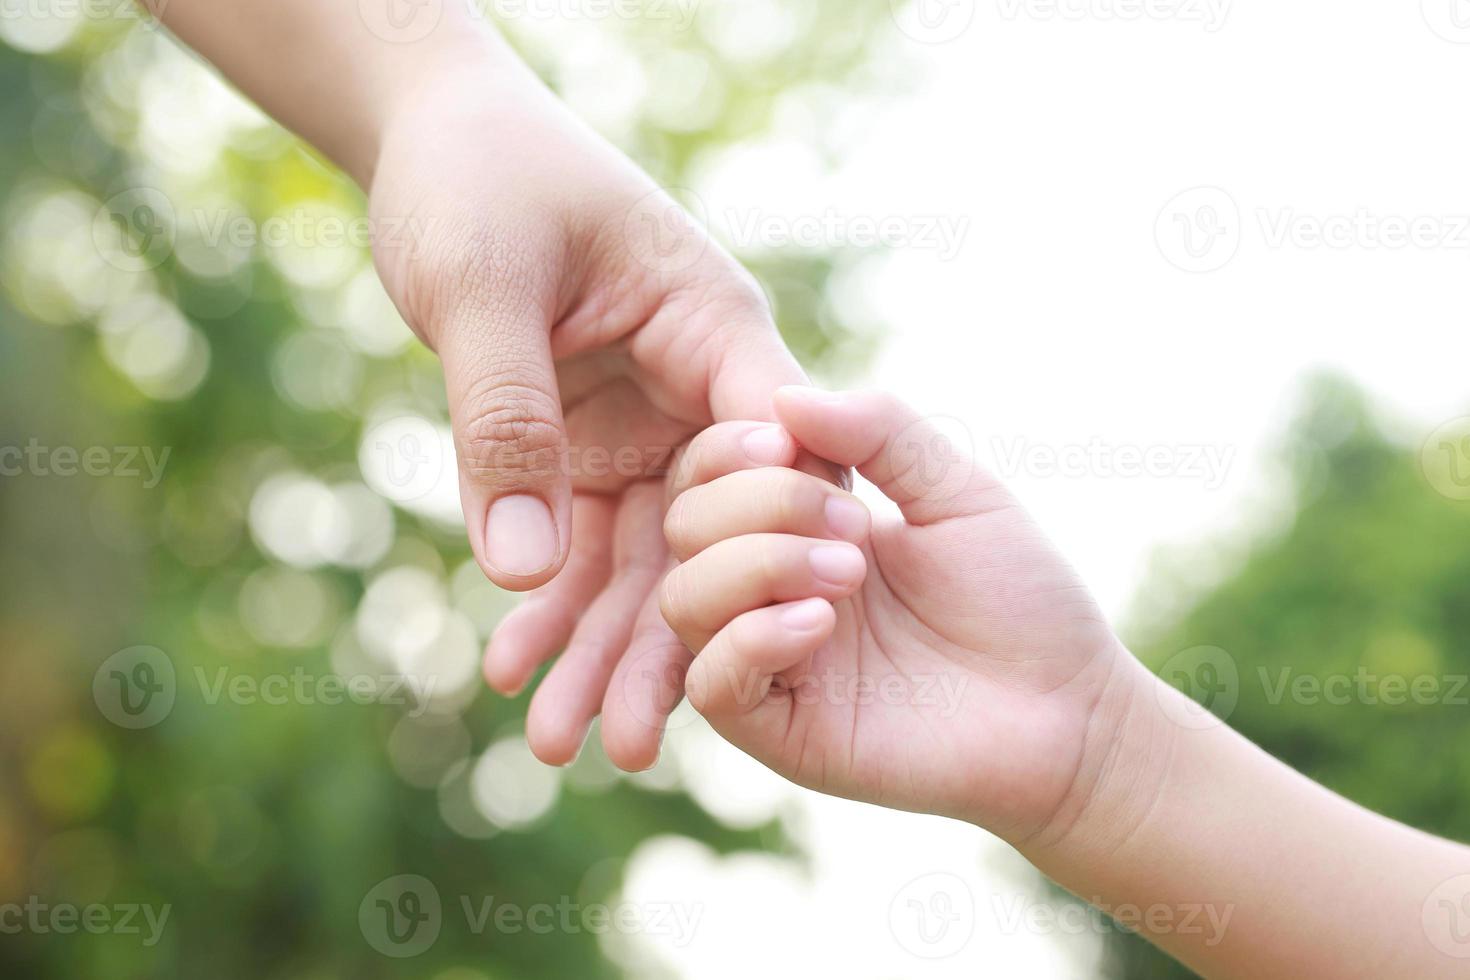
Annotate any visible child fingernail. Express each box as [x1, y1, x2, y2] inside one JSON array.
[[808, 544, 865, 586], [741, 425, 789, 464], [781, 599, 830, 631], [824, 496, 869, 542]]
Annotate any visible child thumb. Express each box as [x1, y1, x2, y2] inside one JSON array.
[[772, 386, 1008, 526]]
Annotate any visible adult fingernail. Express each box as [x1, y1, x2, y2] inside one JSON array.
[[485, 495, 559, 577], [781, 598, 831, 631], [809, 543, 865, 586], [742, 424, 789, 465], [825, 496, 870, 542]]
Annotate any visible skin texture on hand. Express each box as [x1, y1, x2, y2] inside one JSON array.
[[366, 47, 812, 770], [665, 388, 1470, 979], [659, 386, 1144, 841], [147, 0, 811, 767]]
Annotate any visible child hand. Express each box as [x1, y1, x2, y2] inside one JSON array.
[[660, 387, 1152, 845]]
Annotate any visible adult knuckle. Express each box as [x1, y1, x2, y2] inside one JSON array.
[[458, 382, 564, 480]]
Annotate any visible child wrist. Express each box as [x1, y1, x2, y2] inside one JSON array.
[[1015, 652, 1178, 870]]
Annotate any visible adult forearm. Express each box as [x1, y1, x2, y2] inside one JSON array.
[[142, 0, 519, 186], [1024, 669, 1470, 978]]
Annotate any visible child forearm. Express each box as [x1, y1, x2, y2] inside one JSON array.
[[1022, 668, 1470, 978]]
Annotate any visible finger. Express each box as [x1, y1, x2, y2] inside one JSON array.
[[667, 420, 799, 500], [600, 587, 687, 772], [699, 280, 810, 423], [526, 482, 666, 766], [685, 598, 835, 722], [773, 386, 1009, 526], [665, 467, 870, 561], [438, 297, 572, 591], [691, 281, 848, 487], [652, 277, 843, 501], [659, 535, 866, 652], [483, 494, 617, 696]]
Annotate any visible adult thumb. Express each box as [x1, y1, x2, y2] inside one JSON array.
[[437, 302, 571, 591], [695, 301, 848, 486]]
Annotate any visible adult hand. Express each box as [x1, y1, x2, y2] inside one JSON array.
[[368, 49, 808, 771], [149, 1, 806, 769]]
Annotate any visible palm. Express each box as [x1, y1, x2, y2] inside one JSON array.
[[773, 505, 1123, 841]]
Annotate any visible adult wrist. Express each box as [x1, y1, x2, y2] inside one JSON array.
[[345, 9, 533, 188]]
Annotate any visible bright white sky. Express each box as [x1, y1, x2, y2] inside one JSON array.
[[621, 4, 1470, 978]]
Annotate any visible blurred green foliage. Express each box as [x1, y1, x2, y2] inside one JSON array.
[[0, 2, 898, 977], [1109, 374, 1470, 978]]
